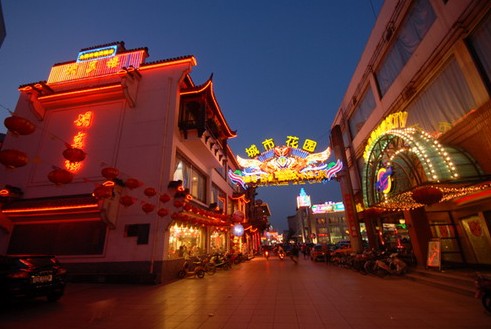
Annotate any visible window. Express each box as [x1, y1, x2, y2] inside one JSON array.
[[405, 58, 476, 135], [211, 184, 226, 212], [376, 0, 436, 96], [173, 154, 206, 202], [125, 224, 150, 245], [348, 87, 376, 138], [468, 13, 491, 92]]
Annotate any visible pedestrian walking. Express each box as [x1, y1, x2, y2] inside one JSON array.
[[290, 243, 299, 264]]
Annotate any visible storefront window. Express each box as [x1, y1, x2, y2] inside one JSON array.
[[168, 223, 205, 259], [210, 230, 226, 253], [173, 154, 206, 203]]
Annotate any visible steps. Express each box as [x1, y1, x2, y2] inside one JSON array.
[[405, 267, 477, 297]]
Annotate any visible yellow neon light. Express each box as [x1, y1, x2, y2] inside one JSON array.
[[364, 112, 408, 161]]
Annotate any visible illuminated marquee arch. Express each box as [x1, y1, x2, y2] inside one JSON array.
[[363, 127, 481, 208]]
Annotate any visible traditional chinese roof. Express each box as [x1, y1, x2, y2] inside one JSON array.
[[180, 74, 237, 139]]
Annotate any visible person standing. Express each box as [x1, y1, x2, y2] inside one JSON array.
[[290, 243, 299, 264]]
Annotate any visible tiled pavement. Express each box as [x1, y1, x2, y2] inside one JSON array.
[[1, 256, 490, 329]]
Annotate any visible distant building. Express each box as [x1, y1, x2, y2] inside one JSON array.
[[332, 0, 491, 268]]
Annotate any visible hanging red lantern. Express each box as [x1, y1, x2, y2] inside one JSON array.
[[4, 115, 36, 135], [411, 186, 443, 206], [125, 178, 140, 189], [157, 208, 169, 217], [48, 168, 73, 185], [63, 147, 86, 163], [159, 193, 171, 203], [92, 185, 113, 199], [174, 200, 184, 208], [144, 187, 157, 197], [0, 149, 28, 168], [142, 203, 155, 214], [101, 167, 119, 180], [119, 195, 134, 207]]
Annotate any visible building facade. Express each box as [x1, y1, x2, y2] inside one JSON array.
[[0, 41, 258, 283], [331, 0, 491, 269]]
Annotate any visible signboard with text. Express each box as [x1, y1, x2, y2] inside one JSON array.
[[228, 136, 343, 188]]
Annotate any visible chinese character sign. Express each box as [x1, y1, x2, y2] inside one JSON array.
[[229, 136, 343, 187]]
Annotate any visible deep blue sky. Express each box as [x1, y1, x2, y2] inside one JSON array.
[[0, 0, 383, 232]]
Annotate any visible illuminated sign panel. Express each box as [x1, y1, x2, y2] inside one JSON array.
[[77, 45, 117, 62], [47, 50, 146, 84], [312, 202, 345, 214], [229, 136, 343, 187], [296, 188, 311, 208]]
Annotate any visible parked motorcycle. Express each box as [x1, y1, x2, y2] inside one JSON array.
[[373, 253, 407, 277], [210, 252, 231, 270], [475, 273, 491, 312], [177, 258, 206, 279]]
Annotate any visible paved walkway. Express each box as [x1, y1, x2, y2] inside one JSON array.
[[1, 256, 490, 329]]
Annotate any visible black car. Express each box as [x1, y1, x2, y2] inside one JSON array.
[[0, 255, 67, 303]]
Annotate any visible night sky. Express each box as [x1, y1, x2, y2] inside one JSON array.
[[0, 0, 383, 231]]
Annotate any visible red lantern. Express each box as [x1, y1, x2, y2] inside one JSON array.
[[157, 208, 169, 217], [101, 167, 119, 180], [48, 168, 73, 185], [119, 195, 134, 207], [159, 193, 171, 203], [63, 147, 86, 163], [125, 178, 140, 189], [0, 149, 28, 168], [142, 203, 155, 213], [93, 185, 113, 199], [144, 187, 157, 197], [412, 186, 443, 206], [4, 115, 36, 135], [174, 200, 184, 208]]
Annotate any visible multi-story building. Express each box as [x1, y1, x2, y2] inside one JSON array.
[[0, 41, 258, 283], [332, 0, 491, 269]]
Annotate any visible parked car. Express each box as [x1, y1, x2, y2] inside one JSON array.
[[0, 254, 67, 303], [310, 244, 329, 262]]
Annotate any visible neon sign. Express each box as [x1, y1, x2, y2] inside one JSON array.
[[296, 188, 311, 208], [312, 202, 345, 213], [363, 112, 408, 161], [64, 111, 93, 173], [47, 49, 146, 84], [229, 136, 343, 187], [77, 45, 117, 62], [376, 166, 393, 194]]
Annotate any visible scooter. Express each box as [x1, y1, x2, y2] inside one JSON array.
[[177, 258, 206, 279], [475, 273, 491, 312], [264, 249, 270, 260]]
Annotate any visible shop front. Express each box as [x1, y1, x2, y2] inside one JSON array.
[[360, 111, 491, 268]]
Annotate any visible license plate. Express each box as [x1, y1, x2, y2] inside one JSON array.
[[32, 274, 53, 283]]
